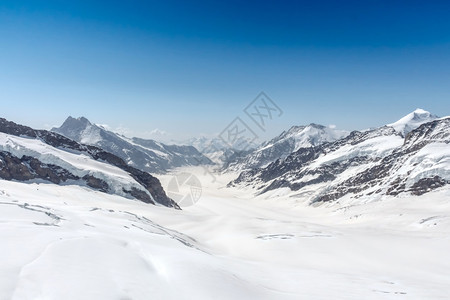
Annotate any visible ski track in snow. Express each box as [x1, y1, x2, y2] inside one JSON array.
[[1, 166, 450, 299]]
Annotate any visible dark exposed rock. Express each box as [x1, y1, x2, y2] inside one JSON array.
[[409, 176, 449, 196], [124, 166, 180, 209], [123, 187, 154, 204], [1, 151, 74, 183], [0, 152, 36, 181], [82, 175, 109, 192], [386, 177, 407, 196], [0, 118, 37, 138], [0, 151, 114, 193]]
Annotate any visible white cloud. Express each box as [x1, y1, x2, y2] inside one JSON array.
[[149, 128, 168, 136], [42, 124, 58, 130], [114, 125, 134, 137]]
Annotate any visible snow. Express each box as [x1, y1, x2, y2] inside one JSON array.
[[291, 173, 320, 183], [118, 134, 171, 158], [53, 117, 212, 173], [309, 134, 403, 168], [291, 124, 348, 152], [227, 124, 350, 172], [387, 108, 438, 137], [0, 132, 152, 199], [80, 124, 102, 145], [257, 124, 349, 153], [1, 166, 450, 299], [399, 142, 450, 186]]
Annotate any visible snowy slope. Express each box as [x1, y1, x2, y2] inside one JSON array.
[[1, 167, 450, 299], [231, 112, 449, 204], [0, 118, 177, 208], [52, 117, 212, 174], [0, 132, 144, 197], [1, 110, 449, 299], [0, 181, 265, 300], [226, 123, 349, 172]]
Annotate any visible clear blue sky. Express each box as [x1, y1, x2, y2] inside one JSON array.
[[1, 0, 449, 142]]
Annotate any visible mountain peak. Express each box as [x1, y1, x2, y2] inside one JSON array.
[[388, 109, 438, 137], [52, 117, 212, 174], [64, 116, 91, 126], [55, 116, 93, 133], [52, 116, 100, 145], [308, 123, 326, 130]]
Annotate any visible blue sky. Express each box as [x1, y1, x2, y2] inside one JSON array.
[[1, 0, 449, 142]]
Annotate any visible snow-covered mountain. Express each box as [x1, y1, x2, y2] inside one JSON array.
[[176, 136, 256, 166], [225, 123, 349, 172], [0, 118, 178, 208], [1, 112, 450, 299], [3, 167, 450, 299], [52, 117, 212, 174], [230, 110, 449, 203], [387, 108, 438, 137]]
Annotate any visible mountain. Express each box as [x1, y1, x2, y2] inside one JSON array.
[[0, 118, 179, 208], [52, 117, 212, 174], [179, 136, 258, 165], [225, 123, 349, 172], [181, 136, 258, 153], [230, 110, 449, 203], [387, 108, 438, 137]]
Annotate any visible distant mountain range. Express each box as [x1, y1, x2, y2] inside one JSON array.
[[0, 108, 447, 208], [230, 109, 449, 202], [52, 117, 213, 174], [178, 136, 258, 166]]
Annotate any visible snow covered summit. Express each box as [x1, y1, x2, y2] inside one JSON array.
[[387, 108, 439, 137]]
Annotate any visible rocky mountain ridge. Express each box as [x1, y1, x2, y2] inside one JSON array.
[[225, 123, 349, 172], [0, 118, 178, 208], [52, 116, 212, 174], [230, 110, 449, 204]]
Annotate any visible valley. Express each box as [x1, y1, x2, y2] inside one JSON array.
[[1, 167, 449, 299]]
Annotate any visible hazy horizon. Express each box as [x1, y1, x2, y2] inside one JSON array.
[[38, 107, 439, 145], [1, 1, 450, 142]]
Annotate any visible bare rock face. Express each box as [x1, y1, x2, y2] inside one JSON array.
[[0, 152, 109, 192], [409, 176, 449, 196], [0, 152, 36, 182], [82, 175, 109, 192], [0, 118, 179, 209]]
